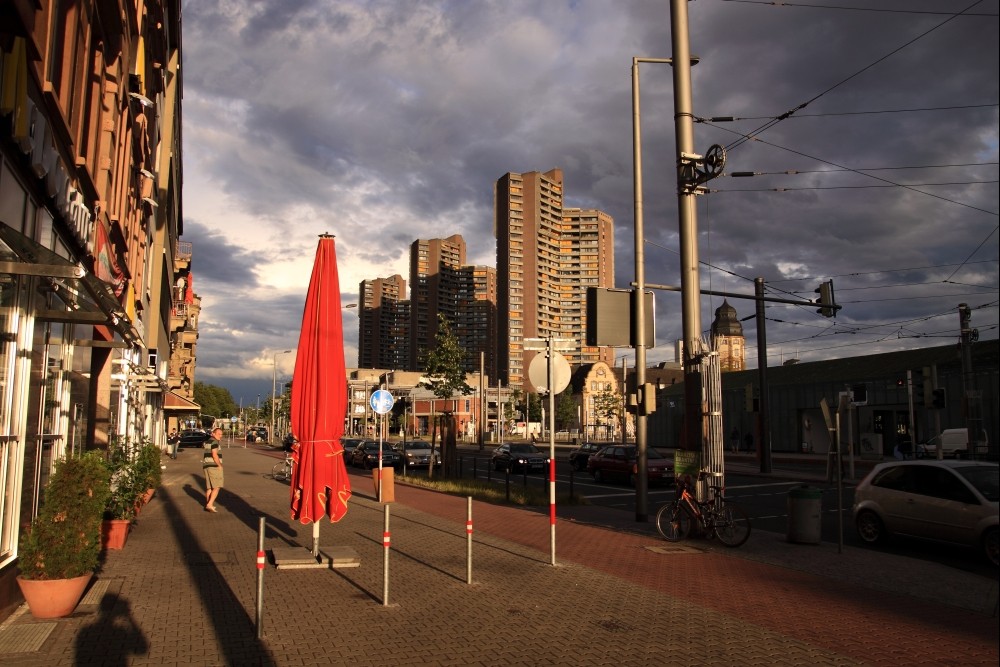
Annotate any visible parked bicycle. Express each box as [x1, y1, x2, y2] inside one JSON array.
[[271, 455, 294, 483], [655, 470, 751, 547]]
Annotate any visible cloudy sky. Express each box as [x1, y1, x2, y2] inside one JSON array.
[[177, 0, 999, 404]]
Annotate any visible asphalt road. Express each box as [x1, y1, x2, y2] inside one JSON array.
[[445, 448, 998, 579]]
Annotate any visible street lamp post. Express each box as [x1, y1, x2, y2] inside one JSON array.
[[272, 349, 293, 444]]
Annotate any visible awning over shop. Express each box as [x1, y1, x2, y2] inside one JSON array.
[[164, 391, 200, 411], [0, 222, 141, 347]]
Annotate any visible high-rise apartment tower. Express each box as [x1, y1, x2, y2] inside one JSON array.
[[358, 275, 409, 369], [494, 169, 615, 390], [408, 235, 497, 376]]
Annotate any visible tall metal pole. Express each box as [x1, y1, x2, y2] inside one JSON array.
[[755, 278, 772, 473], [670, 0, 705, 457], [632, 58, 668, 521], [958, 303, 981, 460], [547, 337, 556, 565], [271, 349, 291, 444]]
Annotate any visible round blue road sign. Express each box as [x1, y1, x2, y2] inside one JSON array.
[[370, 389, 394, 415]]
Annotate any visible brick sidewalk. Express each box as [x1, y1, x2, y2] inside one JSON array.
[[0, 445, 996, 666]]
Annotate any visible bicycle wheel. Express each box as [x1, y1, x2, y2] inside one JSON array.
[[271, 461, 289, 482], [713, 501, 751, 547], [655, 501, 692, 542]]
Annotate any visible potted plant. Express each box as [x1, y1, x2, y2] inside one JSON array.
[[136, 440, 162, 505], [17, 451, 111, 618], [101, 438, 143, 549]]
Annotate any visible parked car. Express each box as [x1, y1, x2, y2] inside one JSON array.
[[917, 428, 990, 459], [399, 440, 441, 468], [567, 442, 603, 471], [178, 429, 210, 448], [340, 438, 363, 455], [245, 426, 269, 443], [491, 442, 547, 474], [349, 441, 403, 470], [852, 459, 999, 566], [587, 445, 673, 486]]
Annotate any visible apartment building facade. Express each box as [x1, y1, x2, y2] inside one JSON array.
[[494, 169, 615, 391], [405, 235, 497, 376], [0, 1, 188, 617], [358, 274, 409, 369]]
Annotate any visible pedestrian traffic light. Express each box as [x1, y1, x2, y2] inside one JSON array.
[[932, 388, 947, 410], [815, 280, 836, 318]]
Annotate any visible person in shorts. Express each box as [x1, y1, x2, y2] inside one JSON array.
[[203, 427, 224, 512]]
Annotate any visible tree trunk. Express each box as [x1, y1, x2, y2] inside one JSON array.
[[441, 413, 458, 477]]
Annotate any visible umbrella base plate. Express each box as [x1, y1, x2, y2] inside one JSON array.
[[272, 546, 360, 569]]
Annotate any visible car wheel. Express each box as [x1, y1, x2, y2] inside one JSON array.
[[855, 510, 885, 544], [593, 469, 603, 483], [982, 527, 999, 567]]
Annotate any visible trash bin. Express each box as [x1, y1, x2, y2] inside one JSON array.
[[786, 485, 822, 544]]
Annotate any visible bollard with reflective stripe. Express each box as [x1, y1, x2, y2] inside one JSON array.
[[466, 496, 473, 585], [255, 517, 266, 639], [382, 504, 391, 606]]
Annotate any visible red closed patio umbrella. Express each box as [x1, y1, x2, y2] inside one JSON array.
[[290, 234, 351, 546]]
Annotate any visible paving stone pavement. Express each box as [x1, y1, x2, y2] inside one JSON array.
[[0, 444, 996, 666]]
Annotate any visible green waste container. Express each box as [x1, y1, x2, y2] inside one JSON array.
[[786, 485, 822, 544]]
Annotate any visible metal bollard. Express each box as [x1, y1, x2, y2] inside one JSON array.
[[466, 496, 473, 585], [382, 504, 391, 606], [255, 516, 266, 638]]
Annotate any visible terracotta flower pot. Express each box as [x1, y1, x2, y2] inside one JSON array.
[[101, 519, 131, 550], [142, 488, 155, 504], [16, 573, 92, 619]]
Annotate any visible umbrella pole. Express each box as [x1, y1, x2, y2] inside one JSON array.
[[312, 521, 320, 558]]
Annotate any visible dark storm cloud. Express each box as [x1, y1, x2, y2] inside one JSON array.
[[180, 220, 262, 289], [179, 0, 998, 393]]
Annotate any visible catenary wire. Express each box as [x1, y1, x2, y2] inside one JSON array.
[[723, 1, 986, 153], [718, 0, 998, 17]]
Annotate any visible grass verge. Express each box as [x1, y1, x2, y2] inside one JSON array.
[[399, 475, 587, 507]]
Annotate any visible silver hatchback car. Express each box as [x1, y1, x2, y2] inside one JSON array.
[[852, 459, 999, 566]]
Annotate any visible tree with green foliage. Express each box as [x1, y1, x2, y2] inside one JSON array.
[[555, 390, 577, 432], [193, 382, 239, 427], [421, 315, 472, 478], [592, 387, 624, 441], [526, 392, 542, 423]]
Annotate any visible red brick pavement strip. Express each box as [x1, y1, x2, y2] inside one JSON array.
[[385, 479, 1000, 667]]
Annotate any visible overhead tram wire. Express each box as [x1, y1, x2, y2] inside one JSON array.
[[719, 0, 998, 17], [716, 180, 998, 192], [767, 259, 998, 284], [700, 103, 997, 121], [700, 121, 1000, 217], [944, 224, 1000, 282], [720, 1, 987, 153], [724, 162, 999, 176]]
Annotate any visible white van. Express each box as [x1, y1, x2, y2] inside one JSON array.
[[920, 428, 989, 459]]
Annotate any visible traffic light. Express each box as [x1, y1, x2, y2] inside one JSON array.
[[815, 280, 836, 318], [932, 388, 947, 410], [921, 367, 933, 408], [913, 368, 926, 407]]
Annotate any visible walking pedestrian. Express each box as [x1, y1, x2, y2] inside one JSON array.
[[729, 427, 740, 453], [203, 427, 224, 512], [167, 428, 180, 459]]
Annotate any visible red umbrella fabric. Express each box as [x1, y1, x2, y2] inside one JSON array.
[[289, 234, 351, 523]]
